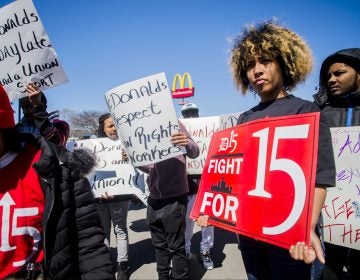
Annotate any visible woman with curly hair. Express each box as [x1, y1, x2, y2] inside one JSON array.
[[196, 20, 337, 280]]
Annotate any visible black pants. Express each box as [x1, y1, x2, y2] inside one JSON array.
[[322, 242, 360, 280], [147, 195, 188, 280], [238, 235, 311, 280]]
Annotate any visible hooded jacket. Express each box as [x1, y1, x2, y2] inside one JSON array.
[[313, 48, 360, 127], [33, 136, 114, 279]]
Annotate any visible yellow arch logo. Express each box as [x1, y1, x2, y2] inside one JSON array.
[[171, 72, 195, 99]]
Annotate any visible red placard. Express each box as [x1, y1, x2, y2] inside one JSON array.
[[190, 113, 320, 249]]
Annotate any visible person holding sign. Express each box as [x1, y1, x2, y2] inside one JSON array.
[[17, 83, 69, 146], [96, 113, 133, 280], [181, 103, 215, 270], [129, 121, 199, 280], [313, 48, 360, 280], [0, 86, 114, 279], [196, 20, 336, 280]]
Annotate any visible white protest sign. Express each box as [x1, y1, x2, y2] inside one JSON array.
[[105, 72, 184, 167], [321, 126, 360, 250], [180, 112, 242, 174], [220, 112, 242, 130], [180, 116, 222, 174], [0, 0, 68, 101], [74, 138, 149, 205]]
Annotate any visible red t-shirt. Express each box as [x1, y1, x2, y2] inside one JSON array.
[[0, 145, 44, 278]]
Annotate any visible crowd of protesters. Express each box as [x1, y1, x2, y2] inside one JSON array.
[[1, 18, 359, 280]]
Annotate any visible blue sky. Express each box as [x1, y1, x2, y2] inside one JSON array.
[[3, 0, 360, 119]]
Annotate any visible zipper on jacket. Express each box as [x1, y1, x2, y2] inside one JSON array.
[[40, 176, 55, 274], [346, 106, 353, 127]]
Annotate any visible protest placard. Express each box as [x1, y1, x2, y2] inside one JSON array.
[[104, 72, 184, 167], [179, 112, 241, 175], [74, 138, 149, 205], [220, 112, 242, 130], [0, 0, 68, 100], [190, 112, 319, 249], [321, 126, 360, 250]]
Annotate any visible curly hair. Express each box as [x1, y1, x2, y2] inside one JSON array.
[[229, 20, 313, 94]]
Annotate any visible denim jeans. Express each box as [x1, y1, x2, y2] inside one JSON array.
[[97, 200, 130, 262], [185, 194, 214, 254]]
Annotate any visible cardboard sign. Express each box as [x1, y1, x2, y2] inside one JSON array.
[[105, 72, 184, 167], [0, 0, 68, 100], [190, 113, 320, 249], [321, 126, 360, 250], [74, 138, 149, 205]]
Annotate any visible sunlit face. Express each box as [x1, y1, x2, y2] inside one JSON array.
[[103, 117, 118, 140], [246, 56, 285, 102], [326, 62, 360, 96]]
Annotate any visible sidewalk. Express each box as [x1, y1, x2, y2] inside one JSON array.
[[110, 204, 248, 280]]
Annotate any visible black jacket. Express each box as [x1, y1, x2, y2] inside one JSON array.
[[33, 137, 114, 279]]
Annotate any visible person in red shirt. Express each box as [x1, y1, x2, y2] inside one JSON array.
[[0, 85, 114, 279]]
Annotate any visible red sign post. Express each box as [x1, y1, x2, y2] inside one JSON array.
[[190, 113, 320, 249]]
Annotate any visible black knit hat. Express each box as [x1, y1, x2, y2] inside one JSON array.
[[319, 48, 360, 89]]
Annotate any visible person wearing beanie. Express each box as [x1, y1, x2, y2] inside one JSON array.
[[17, 82, 69, 146], [313, 48, 360, 280], [181, 103, 215, 270], [95, 113, 133, 280], [0, 85, 114, 279], [196, 20, 336, 280]]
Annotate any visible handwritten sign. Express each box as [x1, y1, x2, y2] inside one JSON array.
[[0, 0, 68, 100], [220, 112, 242, 130], [105, 72, 184, 167], [190, 113, 320, 249], [321, 127, 360, 250], [74, 138, 149, 205], [180, 114, 240, 175]]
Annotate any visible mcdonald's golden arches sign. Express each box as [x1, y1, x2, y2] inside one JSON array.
[[171, 72, 195, 99]]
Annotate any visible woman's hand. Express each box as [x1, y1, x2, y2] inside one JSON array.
[[195, 215, 210, 227], [25, 83, 42, 106], [289, 229, 324, 264], [100, 192, 114, 200]]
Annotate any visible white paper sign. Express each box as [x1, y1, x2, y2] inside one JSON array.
[[321, 126, 360, 250], [0, 0, 68, 101], [105, 72, 184, 167], [180, 116, 221, 174], [74, 138, 149, 205], [179, 112, 241, 174]]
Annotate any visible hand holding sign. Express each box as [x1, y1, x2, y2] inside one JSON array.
[[170, 131, 189, 147]]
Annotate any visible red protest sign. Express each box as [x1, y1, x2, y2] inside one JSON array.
[[190, 113, 320, 249]]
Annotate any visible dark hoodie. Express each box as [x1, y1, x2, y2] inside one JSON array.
[[313, 48, 360, 127]]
